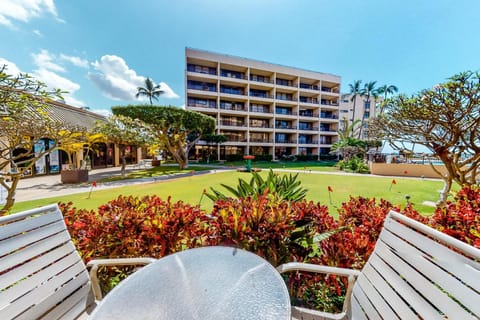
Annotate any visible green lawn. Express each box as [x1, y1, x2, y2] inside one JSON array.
[[12, 170, 446, 216]]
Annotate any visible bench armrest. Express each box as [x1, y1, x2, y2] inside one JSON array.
[[87, 257, 156, 300], [276, 262, 360, 319]]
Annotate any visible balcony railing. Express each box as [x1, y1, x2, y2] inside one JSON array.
[[220, 88, 245, 95], [250, 76, 274, 84], [225, 137, 247, 142], [299, 112, 317, 117], [187, 64, 217, 75], [276, 79, 297, 87], [187, 103, 217, 109], [298, 127, 319, 131], [250, 123, 272, 128], [275, 111, 297, 116], [320, 114, 338, 119], [250, 92, 274, 99], [321, 87, 340, 94], [298, 140, 318, 145], [320, 128, 336, 132], [220, 105, 246, 112], [275, 125, 297, 130], [321, 101, 339, 106], [299, 98, 319, 104], [276, 96, 297, 102], [187, 85, 217, 92], [220, 121, 247, 127], [249, 108, 271, 114], [250, 138, 273, 143], [220, 70, 247, 80], [300, 83, 319, 91], [275, 139, 297, 144]]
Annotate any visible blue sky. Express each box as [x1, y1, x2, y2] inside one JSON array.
[[1, 0, 479, 116]]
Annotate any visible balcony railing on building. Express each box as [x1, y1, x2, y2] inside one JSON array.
[[299, 111, 317, 117], [250, 138, 273, 143], [220, 70, 247, 80], [276, 78, 297, 87], [220, 87, 245, 95], [275, 110, 297, 116], [320, 113, 338, 119], [249, 107, 271, 113], [276, 95, 297, 102], [220, 104, 246, 112], [250, 75, 274, 84], [275, 139, 297, 144], [187, 81, 217, 92], [298, 140, 318, 145], [249, 91, 273, 99], [275, 125, 297, 130], [187, 64, 217, 75], [321, 100, 339, 106], [250, 123, 272, 128], [219, 120, 246, 127], [224, 136, 247, 142], [300, 83, 319, 91], [299, 97, 319, 104], [321, 86, 340, 94], [298, 126, 319, 131]]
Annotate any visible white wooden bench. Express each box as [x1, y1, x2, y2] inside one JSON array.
[[0, 204, 155, 320], [278, 210, 480, 320]]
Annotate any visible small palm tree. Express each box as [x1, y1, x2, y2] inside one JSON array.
[[377, 84, 398, 114], [136, 78, 164, 105], [348, 80, 363, 127], [358, 81, 378, 138]]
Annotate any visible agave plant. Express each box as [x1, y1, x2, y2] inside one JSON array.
[[205, 169, 308, 202]]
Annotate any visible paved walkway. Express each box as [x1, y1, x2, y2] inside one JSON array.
[[14, 165, 224, 202]]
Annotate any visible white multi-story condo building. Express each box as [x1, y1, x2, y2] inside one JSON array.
[[185, 48, 341, 160]]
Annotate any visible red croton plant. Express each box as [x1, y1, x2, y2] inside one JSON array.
[[60, 185, 479, 313]]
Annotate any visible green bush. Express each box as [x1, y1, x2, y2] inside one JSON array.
[[336, 156, 370, 173], [205, 169, 308, 202]]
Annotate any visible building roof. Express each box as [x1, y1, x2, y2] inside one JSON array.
[[45, 100, 106, 130]]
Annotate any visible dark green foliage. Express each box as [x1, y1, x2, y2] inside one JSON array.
[[205, 169, 308, 201], [337, 156, 370, 173]]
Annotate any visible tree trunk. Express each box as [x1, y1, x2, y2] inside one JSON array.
[[0, 174, 20, 215], [437, 177, 452, 206], [121, 156, 126, 176]]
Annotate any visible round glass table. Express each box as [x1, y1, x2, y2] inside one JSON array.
[[90, 246, 291, 320]]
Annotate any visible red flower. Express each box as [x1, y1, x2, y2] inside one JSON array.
[[203, 188, 207, 194], [392, 179, 397, 185], [328, 186, 333, 192], [404, 170, 408, 175], [92, 181, 97, 187]]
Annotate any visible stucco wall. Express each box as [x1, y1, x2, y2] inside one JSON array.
[[369, 162, 447, 178]]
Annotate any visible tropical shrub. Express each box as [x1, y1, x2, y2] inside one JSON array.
[[336, 156, 370, 173], [205, 169, 308, 202], [429, 186, 480, 248]]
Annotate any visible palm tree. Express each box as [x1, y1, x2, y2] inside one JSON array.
[[136, 78, 164, 105], [358, 81, 378, 138], [348, 80, 363, 128], [377, 84, 398, 114]]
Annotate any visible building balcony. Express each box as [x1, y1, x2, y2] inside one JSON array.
[[187, 85, 217, 92], [298, 111, 318, 118], [275, 140, 297, 144], [298, 140, 319, 145], [187, 64, 217, 75], [220, 89, 246, 96], [250, 138, 274, 143], [250, 123, 273, 129], [275, 125, 297, 131], [321, 86, 340, 94], [249, 92, 274, 99], [298, 127, 318, 131], [275, 111, 297, 117], [249, 76, 274, 85], [249, 107, 272, 114], [219, 121, 247, 128], [299, 83, 319, 91], [299, 97, 319, 105], [220, 106, 247, 112]]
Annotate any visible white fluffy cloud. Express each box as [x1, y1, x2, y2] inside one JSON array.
[[32, 49, 65, 72], [60, 54, 89, 68], [0, 57, 22, 75], [88, 54, 179, 101], [30, 49, 85, 107], [0, 0, 62, 27]]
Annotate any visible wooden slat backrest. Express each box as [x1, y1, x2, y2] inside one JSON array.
[[350, 211, 480, 319], [0, 204, 93, 320]]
